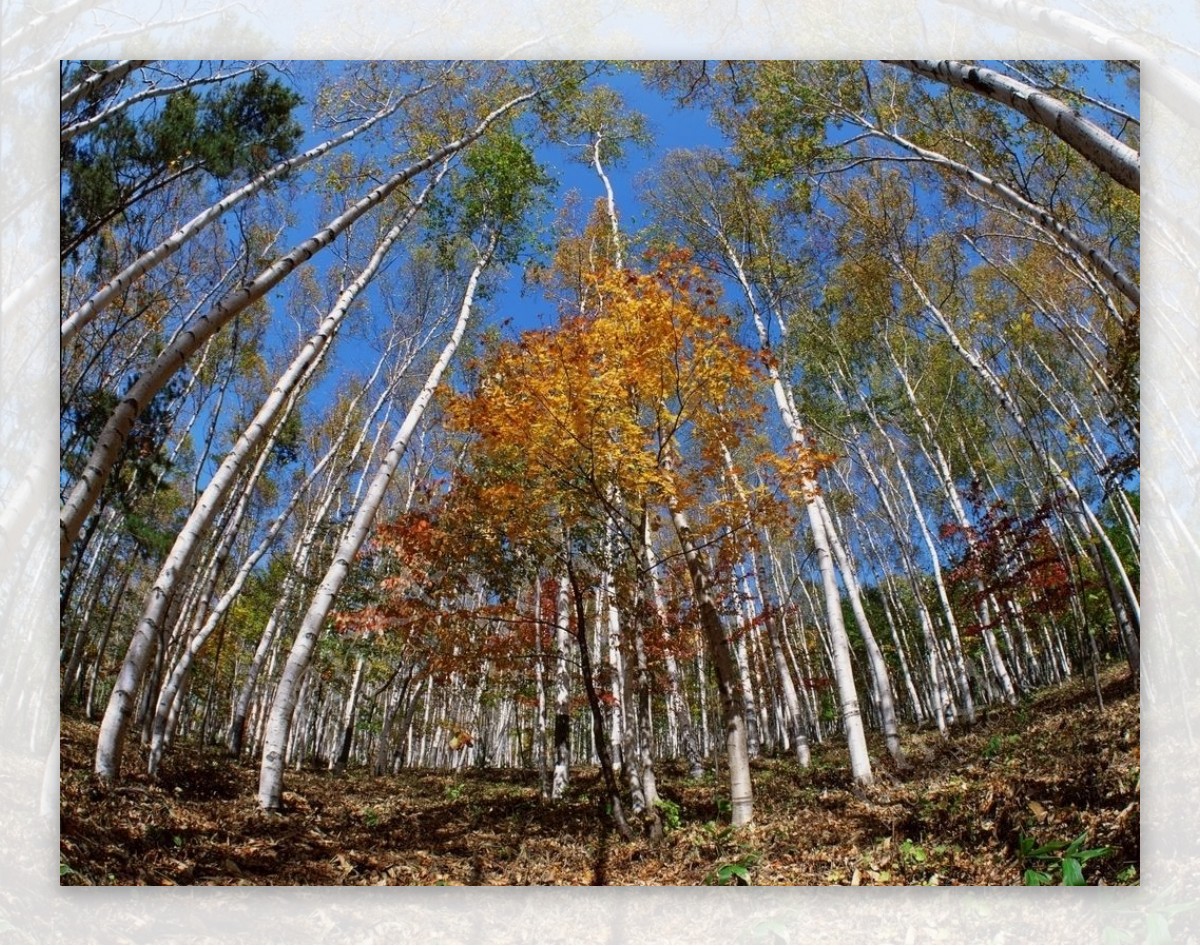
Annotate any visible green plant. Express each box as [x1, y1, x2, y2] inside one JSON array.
[[654, 797, 682, 833], [697, 820, 736, 853], [982, 733, 1019, 760], [444, 781, 466, 802], [1020, 831, 1111, 886], [362, 806, 380, 828], [899, 838, 927, 865], [705, 852, 759, 886]]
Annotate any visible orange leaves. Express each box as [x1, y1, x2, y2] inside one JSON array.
[[450, 251, 763, 537], [759, 442, 840, 503]]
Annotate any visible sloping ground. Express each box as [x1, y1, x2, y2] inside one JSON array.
[[60, 666, 1138, 886]]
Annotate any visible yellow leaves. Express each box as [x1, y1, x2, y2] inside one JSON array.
[[760, 443, 840, 504], [446, 250, 763, 557]]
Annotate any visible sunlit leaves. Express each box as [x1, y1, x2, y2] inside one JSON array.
[[451, 252, 762, 558]]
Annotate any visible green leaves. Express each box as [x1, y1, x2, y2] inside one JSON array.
[[1020, 831, 1111, 886], [61, 64, 302, 258], [653, 797, 682, 833], [427, 126, 552, 266], [899, 838, 927, 864], [457, 127, 552, 231], [709, 861, 752, 885]]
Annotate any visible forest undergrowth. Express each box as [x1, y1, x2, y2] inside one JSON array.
[[60, 665, 1138, 886]]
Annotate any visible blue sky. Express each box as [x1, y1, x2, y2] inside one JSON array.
[[183, 61, 1138, 522]]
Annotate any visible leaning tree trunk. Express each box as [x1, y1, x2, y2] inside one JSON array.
[[256, 234, 497, 810], [841, 116, 1138, 307], [63, 81, 428, 342], [642, 516, 706, 778], [149, 330, 403, 773], [60, 59, 154, 114], [817, 495, 905, 765], [565, 558, 634, 840], [330, 655, 366, 773], [91, 167, 451, 782], [60, 89, 538, 564], [714, 228, 872, 785], [666, 487, 755, 826], [895, 257, 1140, 641], [883, 59, 1140, 193]]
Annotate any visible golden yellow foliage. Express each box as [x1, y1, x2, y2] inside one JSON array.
[[449, 250, 764, 538]]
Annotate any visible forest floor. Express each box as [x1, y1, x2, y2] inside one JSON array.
[[60, 666, 1139, 886]]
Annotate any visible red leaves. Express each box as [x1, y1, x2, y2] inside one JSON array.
[[942, 490, 1082, 626]]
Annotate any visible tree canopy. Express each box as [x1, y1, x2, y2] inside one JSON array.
[[59, 60, 1140, 880]]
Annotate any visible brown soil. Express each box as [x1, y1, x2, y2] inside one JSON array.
[[59, 666, 1139, 886]]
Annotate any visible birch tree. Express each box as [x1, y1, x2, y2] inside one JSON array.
[[61, 79, 543, 565]]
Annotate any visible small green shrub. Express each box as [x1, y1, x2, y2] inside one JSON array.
[[705, 852, 758, 886], [1020, 831, 1111, 886], [982, 734, 1020, 760], [899, 838, 927, 865], [654, 797, 682, 833]]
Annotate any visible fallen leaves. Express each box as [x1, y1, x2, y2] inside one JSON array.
[[59, 665, 1139, 886]]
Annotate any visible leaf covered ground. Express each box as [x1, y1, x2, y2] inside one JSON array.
[[60, 667, 1138, 886]]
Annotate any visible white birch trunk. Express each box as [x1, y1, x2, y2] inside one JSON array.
[[532, 583, 549, 796], [642, 519, 705, 778], [60, 90, 537, 562], [884, 59, 1140, 193], [816, 495, 905, 763], [713, 230, 871, 783], [330, 655, 366, 772], [551, 574, 572, 799], [60, 59, 154, 113], [592, 132, 623, 271], [896, 257, 1139, 632], [90, 178, 444, 780], [62, 71, 456, 342], [843, 115, 1137, 306], [153, 330, 405, 769], [256, 234, 496, 809], [669, 498, 754, 825]]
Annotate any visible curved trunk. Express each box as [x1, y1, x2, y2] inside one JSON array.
[[330, 656, 366, 773], [257, 235, 496, 809], [896, 257, 1140, 634], [884, 59, 1140, 193], [667, 494, 754, 825], [60, 59, 154, 113], [150, 333, 402, 771], [92, 174, 443, 782], [642, 517, 705, 777], [713, 226, 871, 783], [564, 560, 634, 839], [816, 495, 904, 765], [591, 132, 623, 270], [61, 89, 538, 562]]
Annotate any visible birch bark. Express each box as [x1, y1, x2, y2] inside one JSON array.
[[257, 233, 497, 809], [883, 59, 1140, 193], [61, 90, 537, 562]]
